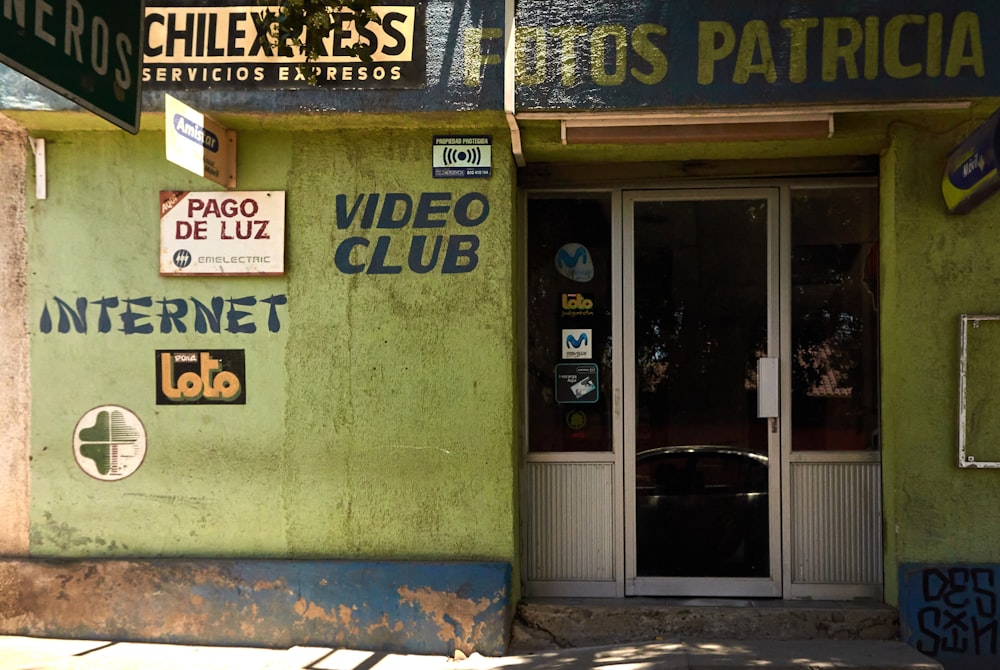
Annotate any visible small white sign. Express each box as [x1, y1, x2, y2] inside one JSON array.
[[160, 191, 286, 276], [562, 328, 593, 360], [432, 135, 492, 178], [165, 94, 237, 188]]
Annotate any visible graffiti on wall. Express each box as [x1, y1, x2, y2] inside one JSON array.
[[38, 294, 288, 334], [901, 564, 1000, 662]]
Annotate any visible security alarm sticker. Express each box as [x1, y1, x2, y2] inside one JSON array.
[[160, 191, 285, 275], [156, 349, 246, 405], [433, 136, 492, 178], [73, 405, 147, 481], [555, 363, 599, 404], [562, 328, 592, 359]]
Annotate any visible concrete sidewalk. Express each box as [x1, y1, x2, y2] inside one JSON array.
[[0, 635, 942, 669]]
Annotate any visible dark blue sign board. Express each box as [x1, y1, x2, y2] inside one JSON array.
[[0, 0, 144, 132], [514, 0, 1000, 110], [2, 0, 998, 118]]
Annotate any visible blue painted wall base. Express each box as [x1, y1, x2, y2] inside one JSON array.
[[0, 559, 512, 656]]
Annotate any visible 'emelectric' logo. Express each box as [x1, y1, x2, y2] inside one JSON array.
[[172, 249, 192, 268]]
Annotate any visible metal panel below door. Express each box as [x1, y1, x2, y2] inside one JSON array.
[[523, 461, 620, 597]]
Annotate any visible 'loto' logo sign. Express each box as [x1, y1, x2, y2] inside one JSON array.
[[156, 350, 246, 405]]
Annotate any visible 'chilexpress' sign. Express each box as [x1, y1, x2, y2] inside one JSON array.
[[143, 1, 424, 88]]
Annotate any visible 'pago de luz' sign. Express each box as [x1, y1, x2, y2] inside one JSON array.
[[160, 190, 285, 276], [0, 0, 144, 133], [142, 2, 425, 89]]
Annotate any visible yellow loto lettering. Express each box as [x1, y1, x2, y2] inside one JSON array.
[[159, 352, 241, 402]]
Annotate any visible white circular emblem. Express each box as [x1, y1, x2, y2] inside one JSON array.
[[73, 405, 147, 481]]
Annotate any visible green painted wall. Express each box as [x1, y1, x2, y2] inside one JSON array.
[[881, 119, 1000, 605], [28, 101, 1000, 606], [27, 117, 517, 565]]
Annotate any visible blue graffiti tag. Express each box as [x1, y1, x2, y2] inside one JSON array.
[[912, 567, 999, 658]]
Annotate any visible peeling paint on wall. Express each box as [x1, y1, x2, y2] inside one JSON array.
[[398, 585, 500, 653], [0, 559, 512, 655], [0, 113, 29, 556]]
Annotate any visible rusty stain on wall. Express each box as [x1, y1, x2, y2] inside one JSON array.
[[0, 559, 512, 655], [397, 585, 502, 653]]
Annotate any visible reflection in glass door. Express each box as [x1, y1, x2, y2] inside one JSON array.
[[624, 190, 781, 596]]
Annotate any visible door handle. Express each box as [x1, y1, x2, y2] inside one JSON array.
[[757, 357, 779, 418]]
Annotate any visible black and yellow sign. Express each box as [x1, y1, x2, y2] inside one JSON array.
[[143, 2, 426, 89], [156, 349, 246, 405]]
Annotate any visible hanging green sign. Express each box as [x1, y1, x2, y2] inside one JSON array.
[[0, 0, 144, 133]]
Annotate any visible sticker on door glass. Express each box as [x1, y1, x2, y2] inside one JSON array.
[[72, 405, 147, 481], [565, 409, 588, 430], [555, 363, 599, 404], [562, 328, 592, 359], [555, 243, 594, 282], [561, 293, 594, 317]]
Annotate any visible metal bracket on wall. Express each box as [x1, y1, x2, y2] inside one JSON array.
[[29, 137, 45, 200]]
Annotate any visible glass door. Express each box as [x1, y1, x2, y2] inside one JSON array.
[[623, 189, 781, 597]]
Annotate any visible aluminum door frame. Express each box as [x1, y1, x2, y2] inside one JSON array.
[[520, 189, 626, 598], [622, 187, 783, 598]]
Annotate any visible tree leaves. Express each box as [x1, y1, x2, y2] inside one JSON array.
[[256, 0, 382, 84]]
